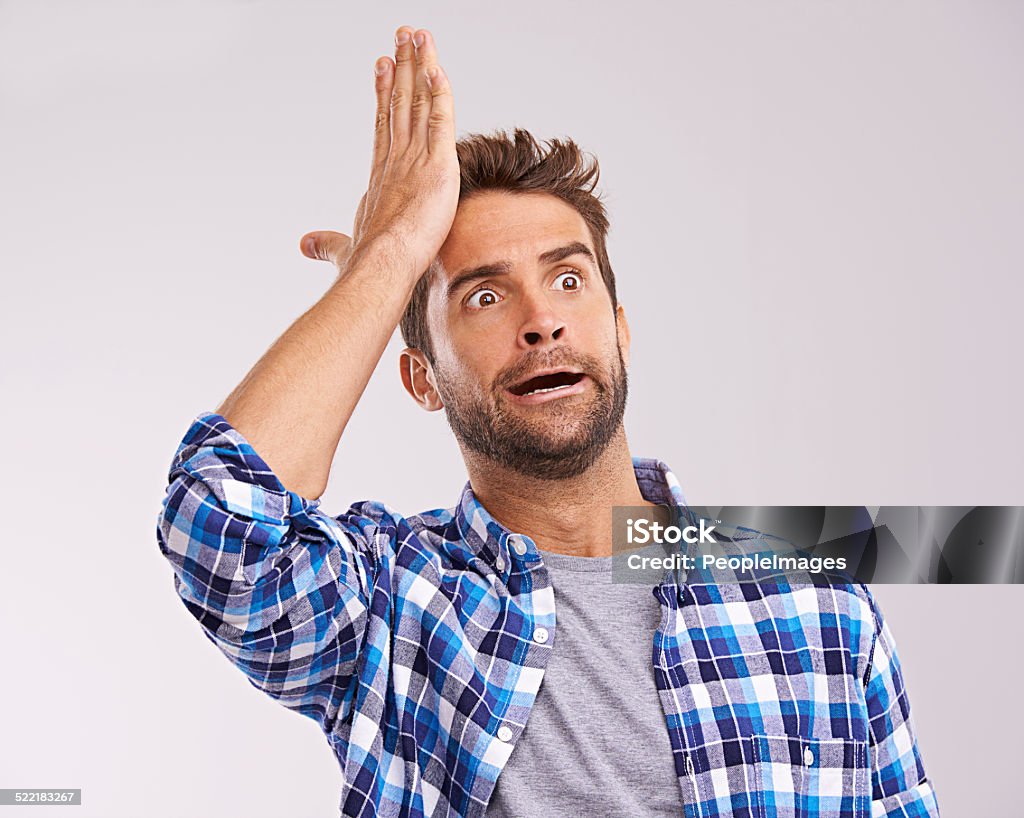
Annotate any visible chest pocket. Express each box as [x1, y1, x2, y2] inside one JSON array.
[[751, 734, 871, 818]]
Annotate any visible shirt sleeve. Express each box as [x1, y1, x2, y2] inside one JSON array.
[[859, 585, 941, 817], [156, 412, 378, 737]]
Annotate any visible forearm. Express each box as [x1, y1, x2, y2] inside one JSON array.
[[217, 237, 419, 499]]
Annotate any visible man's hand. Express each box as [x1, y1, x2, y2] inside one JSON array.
[[300, 26, 459, 280], [216, 26, 459, 499]]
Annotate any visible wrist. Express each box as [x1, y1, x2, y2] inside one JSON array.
[[347, 231, 429, 288]]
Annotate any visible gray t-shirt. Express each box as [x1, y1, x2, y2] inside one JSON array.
[[486, 549, 684, 817]]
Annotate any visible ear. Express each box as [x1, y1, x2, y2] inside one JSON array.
[[615, 303, 631, 369], [400, 348, 445, 411]]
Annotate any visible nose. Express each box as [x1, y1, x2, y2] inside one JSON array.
[[517, 291, 567, 349]]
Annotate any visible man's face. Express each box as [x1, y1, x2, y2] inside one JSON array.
[[414, 190, 630, 480]]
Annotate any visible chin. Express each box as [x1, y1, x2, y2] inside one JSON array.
[[515, 424, 599, 454]]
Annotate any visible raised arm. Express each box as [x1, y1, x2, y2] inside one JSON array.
[[218, 25, 458, 500], [157, 25, 457, 736]]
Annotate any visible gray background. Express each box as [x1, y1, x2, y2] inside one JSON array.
[[1, 1, 1021, 815]]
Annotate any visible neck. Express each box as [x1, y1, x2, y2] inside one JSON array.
[[460, 427, 654, 557]]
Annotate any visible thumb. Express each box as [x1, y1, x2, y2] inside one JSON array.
[[300, 230, 353, 265]]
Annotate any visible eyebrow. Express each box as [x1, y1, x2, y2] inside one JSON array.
[[538, 241, 595, 267], [445, 242, 597, 301]]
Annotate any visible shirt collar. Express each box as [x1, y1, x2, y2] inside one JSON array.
[[453, 457, 690, 564]]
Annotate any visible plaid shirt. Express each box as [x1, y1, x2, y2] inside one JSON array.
[[157, 413, 940, 818]]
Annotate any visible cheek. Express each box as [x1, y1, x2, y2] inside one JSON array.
[[579, 306, 621, 352], [436, 340, 500, 394], [449, 313, 512, 360]]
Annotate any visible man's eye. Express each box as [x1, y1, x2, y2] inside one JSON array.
[[467, 288, 501, 308], [552, 271, 583, 291]]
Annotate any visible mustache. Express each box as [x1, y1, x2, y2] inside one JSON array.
[[496, 348, 604, 391]]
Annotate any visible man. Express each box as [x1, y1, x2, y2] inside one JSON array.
[[157, 25, 940, 818]]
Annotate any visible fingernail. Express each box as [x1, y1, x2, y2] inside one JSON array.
[[426, 66, 440, 87], [375, 59, 387, 76], [302, 235, 317, 257], [413, 32, 425, 48], [395, 29, 410, 45]]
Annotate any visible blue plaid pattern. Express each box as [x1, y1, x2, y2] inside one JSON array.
[[157, 413, 939, 817]]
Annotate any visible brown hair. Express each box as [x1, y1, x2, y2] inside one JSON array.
[[399, 128, 616, 363]]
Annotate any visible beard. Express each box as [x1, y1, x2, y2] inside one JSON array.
[[433, 344, 628, 481]]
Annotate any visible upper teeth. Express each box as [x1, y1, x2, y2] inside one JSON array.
[[525, 384, 572, 396]]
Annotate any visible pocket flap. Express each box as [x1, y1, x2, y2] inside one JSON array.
[[751, 733, 871, 817]]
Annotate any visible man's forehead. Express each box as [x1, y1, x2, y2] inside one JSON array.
[[436, 191, 595, 283]]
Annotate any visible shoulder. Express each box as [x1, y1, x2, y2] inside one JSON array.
[[793, 580, 883, 684], [720, 580, 882, 682], [332, 499, 464, 562]]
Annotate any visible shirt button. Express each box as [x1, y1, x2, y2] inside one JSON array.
[[803, 747, 815, 767], [495, 556, 505, 572], [511, 536, 528, 556], [497, 725, 514, 742], [533, 628, 549, 644]]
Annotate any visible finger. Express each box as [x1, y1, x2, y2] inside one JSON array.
[[390, 25, 416, 148], [426, 64, 455, 153], [300, 231, 353, 266], [370, 56, 394, 183], [411, 29, 438, 141]]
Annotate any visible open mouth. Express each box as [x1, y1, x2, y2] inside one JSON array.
[[508, 370, 586, 397]]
